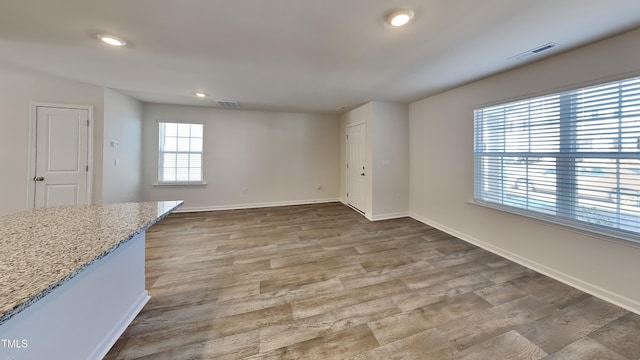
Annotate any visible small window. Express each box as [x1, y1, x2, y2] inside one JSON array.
[[474, 76, 640, 241], [158, 121, 204, 184]]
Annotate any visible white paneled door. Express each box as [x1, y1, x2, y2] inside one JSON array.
[[33, 106, 91, 207], [347, 123, 366, 213]]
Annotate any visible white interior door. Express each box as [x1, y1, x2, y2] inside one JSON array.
[[347, 123, 366, 213], [34, 106, 90, 207]]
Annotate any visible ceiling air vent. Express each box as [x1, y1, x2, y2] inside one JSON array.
[[215, 100, 240, 109], [508, 42, 558, 62]]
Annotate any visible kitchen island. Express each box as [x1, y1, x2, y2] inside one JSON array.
[[0, 201, 182, 360]]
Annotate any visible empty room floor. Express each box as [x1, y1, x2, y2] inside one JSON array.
[[104, 202, 640, 360]]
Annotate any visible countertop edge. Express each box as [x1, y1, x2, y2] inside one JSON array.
[[0, 201, 183, 326]]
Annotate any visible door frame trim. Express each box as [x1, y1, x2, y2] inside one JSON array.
[[27, 102, 94, 209], [346, 121, 367, 215]]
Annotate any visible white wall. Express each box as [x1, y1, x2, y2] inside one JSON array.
[[0, 64, 104, 216], [103, 89, 143, 203], [141, 103, 340, 210], [409, 28, 640, 313], [340, 102, 409, 220], [371, 102, 409, 219]]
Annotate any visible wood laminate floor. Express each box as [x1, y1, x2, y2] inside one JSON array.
[[104, 203, 640, 360]]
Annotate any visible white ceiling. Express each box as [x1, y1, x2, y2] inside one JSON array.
[[1, 0, 640, 114]]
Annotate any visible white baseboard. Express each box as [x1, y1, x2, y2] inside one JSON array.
[[91, 291, 150, 360], [175, 198, 342, 213], [409, 212, 640, 316], [335, 200, 409, 222], [370, 211, 410, 221]]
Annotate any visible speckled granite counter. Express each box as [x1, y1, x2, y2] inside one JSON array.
[[0, 201, 182, 326]]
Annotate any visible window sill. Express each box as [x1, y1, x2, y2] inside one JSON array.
[[153, 182, 207, 187], [468, 198, 640, 247]]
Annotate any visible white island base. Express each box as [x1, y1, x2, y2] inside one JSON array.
[[0, 232, 148, 360]]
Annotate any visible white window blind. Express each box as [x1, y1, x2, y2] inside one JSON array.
[[474, 76, 640, 241], [158, 122, 203, 183]]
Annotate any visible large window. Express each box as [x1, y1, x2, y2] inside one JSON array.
[[474, 76, 640, 240], [158, 121, 204, 183]]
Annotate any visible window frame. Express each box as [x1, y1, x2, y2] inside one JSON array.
[[155, 120, 206, 186], [473, 75, 640, 244]]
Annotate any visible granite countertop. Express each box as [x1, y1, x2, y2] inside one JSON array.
[[0, 201, 182, 326]]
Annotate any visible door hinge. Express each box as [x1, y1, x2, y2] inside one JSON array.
[[346, 192, 349, 197], [86, 165, 89, 172], [87, 119, 90, 126]]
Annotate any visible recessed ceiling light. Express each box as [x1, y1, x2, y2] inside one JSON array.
[[97, 34, 127, 47], [386, 9, 414, 27], [195, 92, 208, 98]]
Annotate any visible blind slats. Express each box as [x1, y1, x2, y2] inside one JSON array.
[[158, 122, 204, 183], [474, 76, 640, 241]]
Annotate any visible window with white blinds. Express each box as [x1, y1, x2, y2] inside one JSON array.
[[474, 76, 640, 241], [158, 121, 204, 183]]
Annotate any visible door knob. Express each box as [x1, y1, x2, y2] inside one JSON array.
[[33, 176, 44, 181], [360, 173, 365, 176]]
